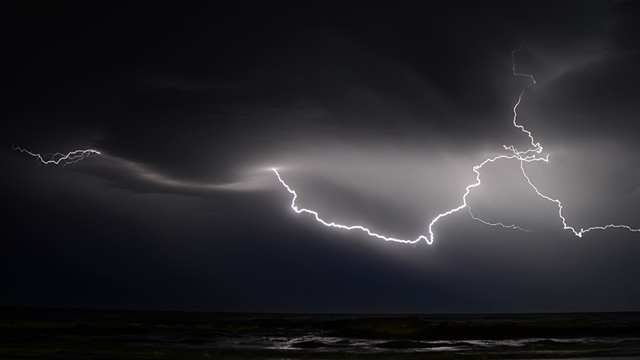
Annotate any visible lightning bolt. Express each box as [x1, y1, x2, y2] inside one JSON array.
[[274, 48, 640, 244], [12, 144, 100, 166], [11, 50, 639, 242]]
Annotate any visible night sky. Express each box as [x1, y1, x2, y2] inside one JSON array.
[[2, 1, 640, 313]]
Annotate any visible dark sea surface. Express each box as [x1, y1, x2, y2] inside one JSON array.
[[1, 307, 639, 359]]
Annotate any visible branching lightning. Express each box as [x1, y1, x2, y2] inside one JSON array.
[[12, 144, 100, 166], [11, 50, 639, 243], [274, 48, 640, 244]]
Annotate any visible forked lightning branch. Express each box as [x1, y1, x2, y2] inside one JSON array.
[[272, 49, 639, 244], [12, 146, 100, 166]]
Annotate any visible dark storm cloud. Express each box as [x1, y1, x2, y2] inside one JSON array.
[[83, 0, 626, 183], [2, 0, 639, 313]]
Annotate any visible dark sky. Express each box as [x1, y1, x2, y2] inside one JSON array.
[[2, 1, 640, 313]]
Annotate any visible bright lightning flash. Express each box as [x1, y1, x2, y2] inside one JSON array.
[[273, 49, 640, 244], [12, 145, 100, 166]]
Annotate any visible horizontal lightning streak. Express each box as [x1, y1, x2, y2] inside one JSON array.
[[273, 48, 640, 244], [12, 145, 100, 166]]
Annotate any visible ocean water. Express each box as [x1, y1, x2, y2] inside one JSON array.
[[0, 307, 639, 359]]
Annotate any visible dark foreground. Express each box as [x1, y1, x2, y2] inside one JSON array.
[[1, 307, 639, 359]]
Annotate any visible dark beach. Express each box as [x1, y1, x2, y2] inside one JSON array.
[[2, 307, 639, 359]]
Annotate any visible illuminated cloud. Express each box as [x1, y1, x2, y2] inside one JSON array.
[[4, 0, 640, 313]]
